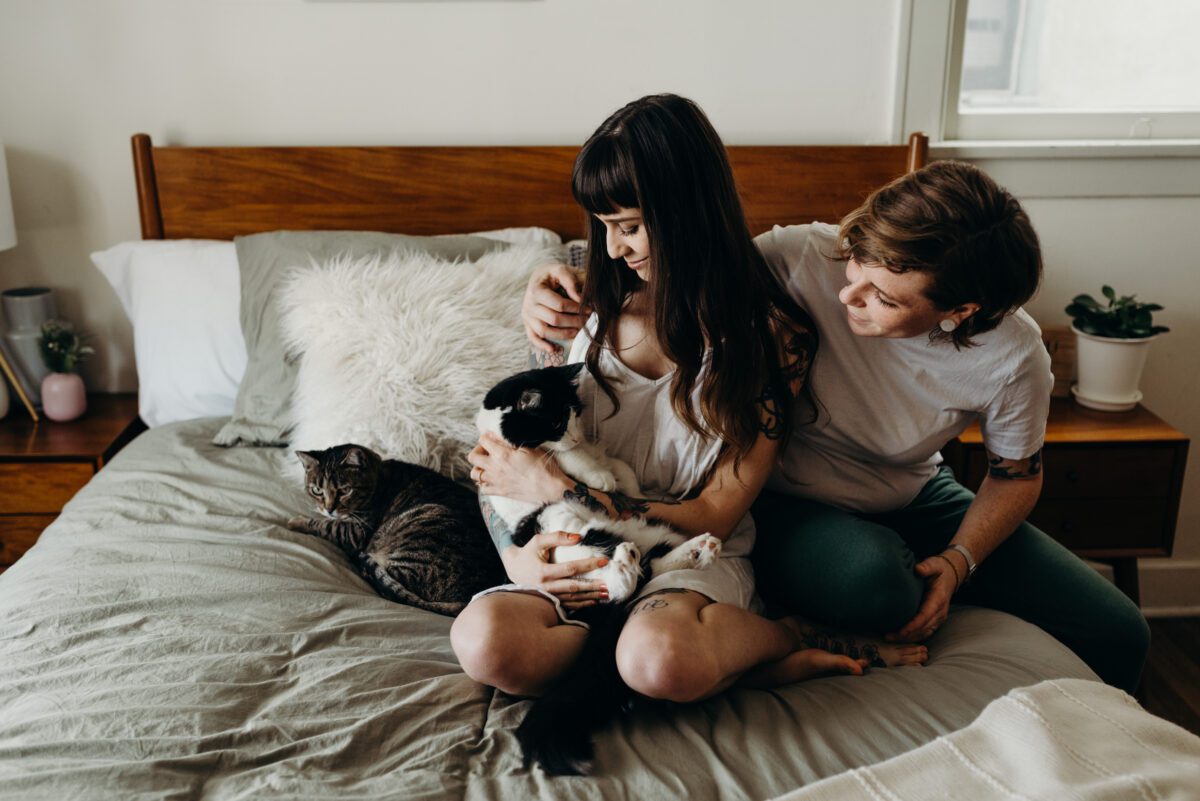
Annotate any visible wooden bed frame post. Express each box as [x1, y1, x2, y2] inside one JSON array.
[[131, 133, 164, 240], [906, 132, 929, 173]]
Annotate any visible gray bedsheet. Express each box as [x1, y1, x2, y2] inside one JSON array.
[[0, 419, 1097, 801]]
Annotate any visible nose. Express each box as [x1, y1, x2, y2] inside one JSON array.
[[839, 268, 868, 307], [605, 226, 629, 260], [838, 280, 868, 308], [324, 488, 338, 513]]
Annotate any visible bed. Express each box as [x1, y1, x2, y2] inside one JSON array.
[[0, 133, 1195, 800]]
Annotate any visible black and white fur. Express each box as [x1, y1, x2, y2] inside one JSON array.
[[476, 363, 720, 604], [477, 364, 721, 775]]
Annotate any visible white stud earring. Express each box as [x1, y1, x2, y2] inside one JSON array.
[[939, 318, 958, 333]]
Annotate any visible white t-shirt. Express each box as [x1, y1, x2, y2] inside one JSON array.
[[756, 223, 1053, 514]]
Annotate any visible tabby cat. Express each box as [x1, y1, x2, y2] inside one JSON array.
[[287, 444, 506, 616]]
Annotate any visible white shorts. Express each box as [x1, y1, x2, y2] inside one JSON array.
[[468, 515, 760, 629]]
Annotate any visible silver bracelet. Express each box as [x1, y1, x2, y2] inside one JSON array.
[[946, 543, 978, 583]]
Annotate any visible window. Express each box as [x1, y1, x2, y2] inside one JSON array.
[[904, 0, 1200, 142]]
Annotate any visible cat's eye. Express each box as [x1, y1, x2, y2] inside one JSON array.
[[309, 486, 321, 496], [341, 490, 354, 499]]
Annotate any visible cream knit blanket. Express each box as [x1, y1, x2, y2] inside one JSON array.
[[775, 678, 1200, 801]]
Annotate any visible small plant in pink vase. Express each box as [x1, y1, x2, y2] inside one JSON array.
[[38, 321, 94, 422]]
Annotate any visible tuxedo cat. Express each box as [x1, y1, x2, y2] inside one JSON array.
[[477, 363, 721, 775], [476, 363, 721, 603]]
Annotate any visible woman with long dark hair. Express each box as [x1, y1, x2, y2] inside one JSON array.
[[452, 94, 925, 704]]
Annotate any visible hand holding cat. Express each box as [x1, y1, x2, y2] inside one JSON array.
[[468, 432, 571, 504], [523, 263, 588, 354], [501, 532, 610, 609]]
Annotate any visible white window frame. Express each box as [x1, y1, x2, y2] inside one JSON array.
[[896, 0, 1200, 154]]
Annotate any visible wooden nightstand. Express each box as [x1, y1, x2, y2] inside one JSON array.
[[0, 393, 144, 573], [942, 398, 1190, 605]]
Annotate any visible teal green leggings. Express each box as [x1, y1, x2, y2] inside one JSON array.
[[751, 468, 1150, 694]]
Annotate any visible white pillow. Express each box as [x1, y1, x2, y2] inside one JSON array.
[[279, 244, 556, 479], [466, 226, 563, 247], [91, 240, 247, 427]]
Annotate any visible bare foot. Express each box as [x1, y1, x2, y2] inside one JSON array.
[[777, 616, 929, 669], [739, 648, 869, 688]]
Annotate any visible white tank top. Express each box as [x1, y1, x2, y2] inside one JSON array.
[[567, 315, 725, 501]]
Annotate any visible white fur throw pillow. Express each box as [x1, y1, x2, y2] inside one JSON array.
[[279, 245, 557, 479]]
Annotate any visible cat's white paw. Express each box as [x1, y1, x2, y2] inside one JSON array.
[[580, 469, 618, 493], [683, 533, 721, 570], [603, 542, 642, 602]]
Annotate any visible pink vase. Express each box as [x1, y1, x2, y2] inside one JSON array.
[[41, 372, 87, 422]]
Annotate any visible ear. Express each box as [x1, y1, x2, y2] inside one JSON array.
[[952, 303, 982, 325], [342, 445, 378, 467], [296, 451, 319, 471], [517, 389, 543, 412]]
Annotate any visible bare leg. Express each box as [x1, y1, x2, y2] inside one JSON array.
[[451, 592, 588, 697], [614, 590, 865, 703]]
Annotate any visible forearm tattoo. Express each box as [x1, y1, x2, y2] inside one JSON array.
[[987, 448, 1043, 480], [608, 490, 681, 520], [479, 496, 516, 552], [563, 482, 607, 515]]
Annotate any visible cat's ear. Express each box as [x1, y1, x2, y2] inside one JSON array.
[[342, 447, 367, 467], [517, 389, 543, 412], [295, 451, 319, 471]]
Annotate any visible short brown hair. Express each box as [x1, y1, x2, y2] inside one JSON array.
[[834, 160, 1042, 347]]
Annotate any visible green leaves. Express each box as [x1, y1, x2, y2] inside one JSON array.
[[1064, 286, 1169, 340], [38, 320, 95, 374]]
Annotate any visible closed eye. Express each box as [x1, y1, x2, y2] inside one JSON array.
[[618, 225, 639, 236], [874, 289, 899, 309]]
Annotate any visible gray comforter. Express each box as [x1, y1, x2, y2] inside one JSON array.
[[0, 420, 1096, 800]]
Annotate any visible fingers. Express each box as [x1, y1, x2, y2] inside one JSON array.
[[888, 598, 948, 642], [545, 581, 609, 601], [545, 263, 585, 303], [542, 554, 611, 582]]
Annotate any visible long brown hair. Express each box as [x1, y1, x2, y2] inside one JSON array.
[[572, 94, 815, 468]]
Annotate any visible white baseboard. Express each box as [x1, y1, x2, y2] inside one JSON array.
[[1090, 559, 1200, 618]]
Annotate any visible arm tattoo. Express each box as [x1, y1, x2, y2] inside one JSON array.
[[608, 490, 681, 520], [563, 482, 607, 515], [986, 448, 1043, 480], [478, 496, 516, 552], [529, 345, 566, 370]]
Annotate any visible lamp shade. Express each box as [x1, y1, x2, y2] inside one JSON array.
[[0, 144, 15, 251]]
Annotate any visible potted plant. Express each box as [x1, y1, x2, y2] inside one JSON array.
[[1065, 286, 1169, 412], [38, 320, 94, 422]]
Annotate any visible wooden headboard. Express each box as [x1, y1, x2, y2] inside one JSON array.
[[132, 133, 927, 241]]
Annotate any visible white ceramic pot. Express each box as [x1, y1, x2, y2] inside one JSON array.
[[1071, 325, 1158, 412]]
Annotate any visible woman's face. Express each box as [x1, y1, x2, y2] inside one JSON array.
[[596, 207, 651, 281], [838, 258, 963, 338]]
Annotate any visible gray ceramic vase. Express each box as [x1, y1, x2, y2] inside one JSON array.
[[1, 287, 57, 406]]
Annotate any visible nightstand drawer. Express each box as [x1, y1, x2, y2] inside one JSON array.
[[0, 515, 54, 567], [1029, 498, 1169, 554], [966, 446, 1176, 499], [0, 463, 94, 514]]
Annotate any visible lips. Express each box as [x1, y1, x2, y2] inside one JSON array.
[[626, 257, 647, 269], [846, 307, 869, 325]]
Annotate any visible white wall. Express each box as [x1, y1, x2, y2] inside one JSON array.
[[0, 0, 1196, 608]]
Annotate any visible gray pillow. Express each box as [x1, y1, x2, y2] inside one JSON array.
[[214, 230, 506, 447]]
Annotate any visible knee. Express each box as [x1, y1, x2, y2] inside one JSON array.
[[450, 604, 541, 696], [615, 628, 716, 704], [807, 549, 922, 634]]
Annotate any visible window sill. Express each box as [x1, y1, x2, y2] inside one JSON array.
[[933, 140, 1200, 160], [927, 140, 1200, 199]]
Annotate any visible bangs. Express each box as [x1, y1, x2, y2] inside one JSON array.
[[571, 135, 640, 214]]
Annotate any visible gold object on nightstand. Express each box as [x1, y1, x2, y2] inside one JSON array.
[[0, 393, 143, 572]]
